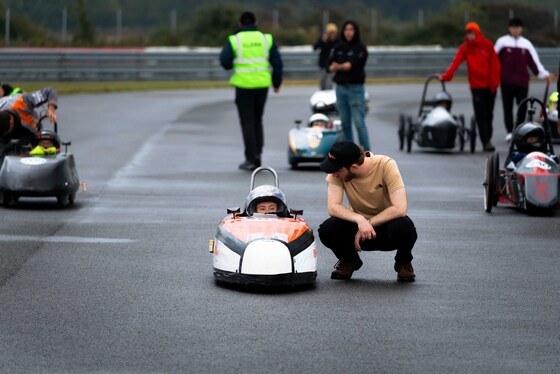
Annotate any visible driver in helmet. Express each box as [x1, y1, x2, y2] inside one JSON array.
[[308, 113, 332, 129], [29, 129, 60, 156], [432, 91, 453, 111], [506, 121, 547, 167], [420, 91, 453, 124], [244, 184, 289, 217]]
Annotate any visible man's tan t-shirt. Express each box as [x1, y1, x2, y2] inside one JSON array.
[[326, 154, 405, 219]]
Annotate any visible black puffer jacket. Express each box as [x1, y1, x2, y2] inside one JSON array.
[[328, 21, 368, 85]]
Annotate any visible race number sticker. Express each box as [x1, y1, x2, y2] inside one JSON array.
[[20, 157, 47, 166], [526, 159, 551, 170]]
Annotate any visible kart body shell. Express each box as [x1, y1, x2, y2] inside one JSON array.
[[0, 118, 80, 207], [484, 97, 559, 214], [0, 152, 79, 206], [210, 167, 317, 287], [288, 119, 343, 168]]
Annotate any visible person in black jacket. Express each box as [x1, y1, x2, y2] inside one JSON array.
[[328, 20, 370, 151], [313, 23, 338, 90]]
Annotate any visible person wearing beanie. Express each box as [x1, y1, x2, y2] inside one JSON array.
[[438, 22, 501, 152], [494, 17, 550, 141], [219, 11, 283, 171], [317, 140, 418, 282], [313, 22, 339, 90], [0, 87, 58, 133], [328, 20, 371, 151]]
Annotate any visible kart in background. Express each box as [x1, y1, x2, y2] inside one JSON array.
[[398, 75, 476, 153], [288, 113, 343, 169]]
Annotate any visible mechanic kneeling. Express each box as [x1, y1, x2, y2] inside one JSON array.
[[318, 141, 418, 282]]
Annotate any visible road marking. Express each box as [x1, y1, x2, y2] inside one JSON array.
[[0, 234, 135, 244]]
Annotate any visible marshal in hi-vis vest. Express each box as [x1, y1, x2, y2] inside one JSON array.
[[228, 31, 273, 89]]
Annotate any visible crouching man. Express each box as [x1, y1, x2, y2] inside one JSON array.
[[318, 141, 418, 281]]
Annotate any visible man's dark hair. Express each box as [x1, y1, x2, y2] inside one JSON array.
[[240, 11, 256, 26], [508, 17, 523, 27]]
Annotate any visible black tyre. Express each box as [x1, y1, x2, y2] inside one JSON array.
[[458, 114, 465, 152], [483, 152, 499, 212], [406, 116, 414, 153], [68, 193, 76, 204], [398, 114, 405, 150], [470, 116, 477, 153], [491, 153, 499, 207], [2, 193, 12, 207], [57, 194, 69, 207]]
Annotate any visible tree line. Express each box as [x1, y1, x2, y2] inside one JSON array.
[[0, 1, 558, 47]]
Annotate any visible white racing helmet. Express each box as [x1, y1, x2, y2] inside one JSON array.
[[244, 185, 288, 216], [307, 113, 330, 128]]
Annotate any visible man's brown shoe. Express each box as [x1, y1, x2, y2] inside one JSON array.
[[395, 262, 415, 282], [331, 258, 363, 280]]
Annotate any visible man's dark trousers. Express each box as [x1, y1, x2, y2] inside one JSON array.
[[235, 87, 269, 164], [318, 216, 417, 265]]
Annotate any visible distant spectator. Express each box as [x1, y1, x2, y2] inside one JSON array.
[[494, 17, 549, 141], [328, 20, 371, 151], [313, 23, 338, 90], [438, 22, 500, 152]]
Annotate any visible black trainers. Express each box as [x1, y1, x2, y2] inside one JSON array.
[[238, 160, 258, 171], [394, 262, 415, 282], [331, 258, 363, 280], [483, 142, 495, 152]]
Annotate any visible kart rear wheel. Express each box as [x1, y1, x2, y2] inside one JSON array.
[[483, 152, 499, 212], [458, 114, 465, 152], [398, 114, 405, 150], [470, 116, 477, 153], [406, 116, 414, 153]]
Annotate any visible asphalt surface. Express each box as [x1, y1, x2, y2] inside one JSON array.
[[1, 83, 559, 373]]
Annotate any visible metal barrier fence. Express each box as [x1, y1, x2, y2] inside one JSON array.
[[0, 47, 558, 82]]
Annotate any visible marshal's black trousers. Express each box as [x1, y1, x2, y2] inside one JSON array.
[[318, 216, 417, 265], [235, 87, 269, 164]]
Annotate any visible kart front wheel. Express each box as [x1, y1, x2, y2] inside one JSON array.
[[57, 194, 69, 207], [2, 193, 12, 207], [406, 116, 414, 153], [483, 152, 499, 212], [398, 114, 405, 151]]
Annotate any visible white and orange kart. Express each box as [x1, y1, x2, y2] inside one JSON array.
[[209, 166, 317, 287]]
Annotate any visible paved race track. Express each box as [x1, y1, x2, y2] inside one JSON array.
[[1, 82, 559, 373]]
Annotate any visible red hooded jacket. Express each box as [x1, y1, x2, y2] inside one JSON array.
[[441, 27, 500, 93]]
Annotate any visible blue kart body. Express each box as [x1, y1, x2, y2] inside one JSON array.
[[288, 125, 343, 168]]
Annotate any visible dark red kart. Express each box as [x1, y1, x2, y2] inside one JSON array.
[[484, 97, 559, 214]]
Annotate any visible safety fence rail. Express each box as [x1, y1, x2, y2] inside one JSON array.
[[0, 47, 558, 82]]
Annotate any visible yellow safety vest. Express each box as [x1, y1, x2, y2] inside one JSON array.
[[229, 31, 272, 88]]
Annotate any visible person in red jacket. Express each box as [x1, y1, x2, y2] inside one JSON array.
[[437, 22, 501, 151]]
